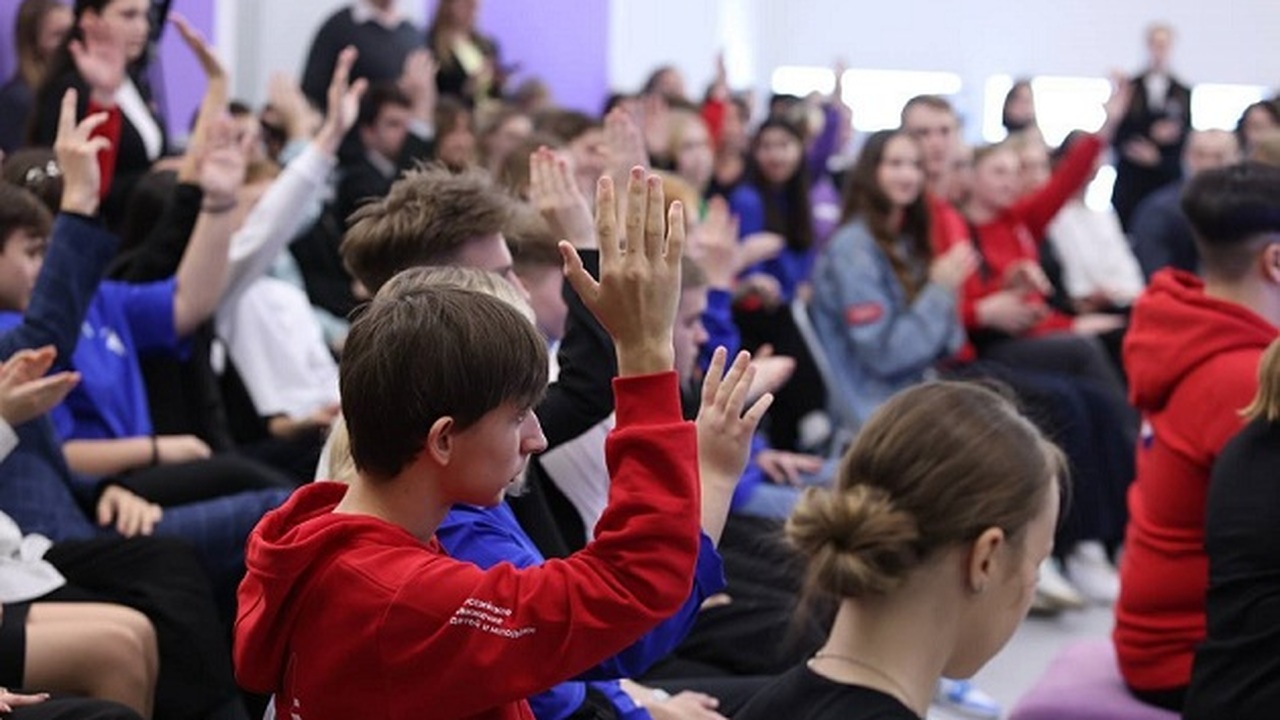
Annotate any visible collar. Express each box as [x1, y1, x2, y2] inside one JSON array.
[[351, 0, 404, 30], [365, 149, 398, 179]]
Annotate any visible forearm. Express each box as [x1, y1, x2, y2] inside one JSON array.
[[222, 145, 336, 307], [64, 436, 152, 477], [179, 76, 228, 183], [172, 207, 236, 336]]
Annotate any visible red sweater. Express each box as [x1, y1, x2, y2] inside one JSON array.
[[956, 134, 1103, 335], [234, 372, 700, 720], [1114, 270, 1277, 691]]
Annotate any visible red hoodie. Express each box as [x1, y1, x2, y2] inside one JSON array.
[[234, 373, 700, 720], [1114, 270, 1277, 692], [955, 134, 1103, 336]]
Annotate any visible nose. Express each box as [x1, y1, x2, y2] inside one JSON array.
[[522, 413, 548, 455]]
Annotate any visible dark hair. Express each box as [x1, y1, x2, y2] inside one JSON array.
[[900, 95, 956, 125], [357, 82, 412, 129], [2, 148, 63, 212], [14, 0, 68, 88], [495, 132, 561, 199], [1236, 101, 1280, 148], [1182, 162, 1280, 279], [118, 169, 177, 255], [0, 183, 54, 247], [840, 130, 933, 301], [787, 381, 1063, 601], [340, 164, 513, 293], [1001, 80, 1035, 134], [340, 282, 548, 480], [748, 117, 813, 252]]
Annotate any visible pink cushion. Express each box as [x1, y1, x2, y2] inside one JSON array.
[[1008, 640, 1180, 720]]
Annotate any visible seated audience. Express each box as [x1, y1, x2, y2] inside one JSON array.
[[0, 0, 72, 154]]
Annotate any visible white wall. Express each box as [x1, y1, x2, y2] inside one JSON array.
[[608, 0, 1280, 135], [219, 0, 429, 105]]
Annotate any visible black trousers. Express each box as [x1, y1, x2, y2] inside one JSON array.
[[11, 698, 142, 720], [41, 537, 244, 720]]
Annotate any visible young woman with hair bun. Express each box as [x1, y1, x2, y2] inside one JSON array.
[[736, 381, 1065, 720]]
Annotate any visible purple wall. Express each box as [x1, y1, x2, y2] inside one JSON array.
[[426, 0, 610, 114], [153, 0, 215, 140], [0, 0, 26, 83], [0, 0, 212, 142]]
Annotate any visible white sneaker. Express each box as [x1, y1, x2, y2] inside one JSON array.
[[1065, 541, 1120, 604], [1037, 558, 1086, 610]]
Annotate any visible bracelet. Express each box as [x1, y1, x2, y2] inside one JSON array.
[[149, 435, 159, 466], [201, 199, 238, 214]]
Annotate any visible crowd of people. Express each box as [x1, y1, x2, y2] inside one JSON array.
[[0, 1, 1279, 719]]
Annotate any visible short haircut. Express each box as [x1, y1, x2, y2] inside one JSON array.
[[358, 82, 412, 129], [1181, 162, 1280, 280], [434, 96, 472, 136], [495, 132, 562, 199], [0, 183, 53, 247], [340, 278, 548, 480], [340, 164, 514, 293], [900, 95, 956, 124]]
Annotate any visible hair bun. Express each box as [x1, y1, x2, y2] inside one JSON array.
[[786, 484, 921, 598]]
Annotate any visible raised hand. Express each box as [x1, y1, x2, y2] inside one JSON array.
[[70, 15, 128, 105], [604, 107, 649, 186], [197, 117, 250, 209], [530, 146, 594, 248], [54, 89, 112, 216], [1100, 70, 1134, 141], [399, 48, 439, 121], [316, 46, 369, 155], [0, 347, 79, 426], [267, 73, 320, 142], [170, 11, 224, 80], [696, 347, 774, 543], [560, 168, 684, 377]]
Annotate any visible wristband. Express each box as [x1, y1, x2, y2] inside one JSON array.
[[201, 199, 238, 214], [149, 435, 159, 466]]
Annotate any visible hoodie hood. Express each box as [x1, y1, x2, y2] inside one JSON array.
[[233, 482, 423, 693], [1125, 269, 1277, 413]]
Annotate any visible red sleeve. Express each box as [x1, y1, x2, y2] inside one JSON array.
[[1030, 310, 1075, 336], [86, 100, 122, 201], [1009, 134, 1103, 239], [383, 372, 701, 718], [702, 98, 726, 149]]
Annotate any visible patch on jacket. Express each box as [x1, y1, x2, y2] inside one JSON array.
[[844, 302, 885, 326]]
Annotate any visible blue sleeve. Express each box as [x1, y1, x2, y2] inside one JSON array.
[[818, 225, 962, 380], [113, 278, 184, 356], [728, 186, 766, 237], [697, 288, 740, 374], [0, 214, 118, 366], [806, 104, 842, 184], [574, 533, 726, 681], [731, 434, 769, 511]]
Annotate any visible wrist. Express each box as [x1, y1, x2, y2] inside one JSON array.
[[60, 194, 99, 217], [200, 197, 238, 214], [615, 343, 674, 377]]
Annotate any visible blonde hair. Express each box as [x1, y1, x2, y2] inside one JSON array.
[[787, 381, 1064, 600], [1243, 338, 1280, 422]]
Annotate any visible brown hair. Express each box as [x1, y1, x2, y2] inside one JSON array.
[[0, 183, 54, 248], [840, 130, 933, 302], [1249, 129, 1280, 167], [900, 95, 956, 125], [15, 0, 67, 89], [787, 381, 1064, 600], [1244, 338, 1280, 422], [495, 132, 562, 200], [340, 164, 514, 293], [504, 206, 561, 271], [340, 273, 547, 480], [535, 109, 601, 145]]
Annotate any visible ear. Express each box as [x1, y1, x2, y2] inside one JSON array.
[[424, 416, 456, 466], [1261, 242, 1280, 284], [965, 527, 1007, 595]]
